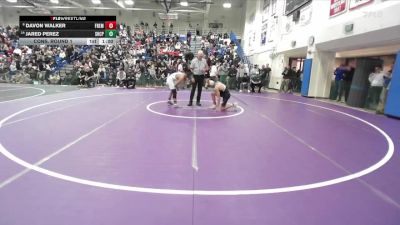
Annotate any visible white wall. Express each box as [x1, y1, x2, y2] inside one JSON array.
[[242, 0, 400, 92], [275, 0, 400, 53], [0, 7, 20, 26], [243, 0, 285, 55], [308, 50, 336, 98], [243, 0, 400, 52], [315, 0, 400, 50], [207, 5, 245, 36], [242, 0, 290, 88]]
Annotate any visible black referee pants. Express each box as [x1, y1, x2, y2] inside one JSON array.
[[189, 75, 205, 104]]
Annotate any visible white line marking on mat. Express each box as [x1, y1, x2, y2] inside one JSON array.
[[3, 100, 91, 127], [191, 113, 199, 171], [0, 87, 31, 92], [0, 92, 395, 195], [256, 110, 400, 208], [147, 100, 245, 120], [0, 86, 45, 104], [0, 101, 143, 189]]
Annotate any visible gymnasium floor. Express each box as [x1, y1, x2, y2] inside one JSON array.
[[0, 84, 399, 225]]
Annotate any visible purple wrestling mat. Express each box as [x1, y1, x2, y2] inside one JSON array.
[[0, 87, 399, 225]]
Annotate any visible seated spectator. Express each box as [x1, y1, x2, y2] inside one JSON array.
[[8, 60, 17, 81], [98, 63, 108, 84], [116, 68, 127, 87], [76, 67, 85, 86], [0, 23, 247, 88], [85, 69, 95, 88]]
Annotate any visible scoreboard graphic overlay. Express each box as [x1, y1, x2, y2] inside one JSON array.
[[19, 16, 117, 46]]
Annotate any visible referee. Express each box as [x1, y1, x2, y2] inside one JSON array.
[[188, 50, 209, 106]]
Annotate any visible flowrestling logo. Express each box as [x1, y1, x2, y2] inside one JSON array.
[[349, 0, 373, 10], [51, 16, 87, 21]]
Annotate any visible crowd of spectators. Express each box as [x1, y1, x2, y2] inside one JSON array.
[[0, 24, 91, 84], [1, 22, 274, 93], [280, 66, 303, 94]]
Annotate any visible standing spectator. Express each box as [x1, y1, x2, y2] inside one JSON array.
[[44, 62, 52, 84], [236, 64, 246, 91], [293, 69, 302, 92], [177, 60, 184, 72], [196, 24, 201, 36], [227, 64, 237, 90], [92, 60, 100, 84], [333, 64, 348, 102], [218, 61, 229, 84], [244, 64, 249, 76], [288, 67, 297, 93], [79, 67, 86, 86], [366, 66, 385, 109], [188, 50, 208, 106], [126, 65, 136, 89], [250, 65, 262, 93], [280, 66, 291, 93], [260, 64, 271, 90], [376, 68, 392, 114], [343, 66, 355, 102], [187, 31, 192, 46], [66, 45, 74, 61], [85, 69, 95, 87], [209, 62, 219, 82], [148, 64, 156, 87]]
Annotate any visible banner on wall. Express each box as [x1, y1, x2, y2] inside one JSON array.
[[261, 23, 267, 46], [249, 32, 255, 51], [249, 13, 255, 24], [282, 16, 294, 35], [247, 12, 255, 51], [252, 30, 256, 48], [262, 0, 270, 22], [285, 0, 311, 15], [330, 0, 347, 17], [349, 0, 373, 10], [268, 19, 276, 42], [300, 5, 312, 25], [208, 23, 223, 29], [271, 0, 277, 15], [248, 32, 251, 48], [261, 32, 267, 46], [248, 30, 255, 50]]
